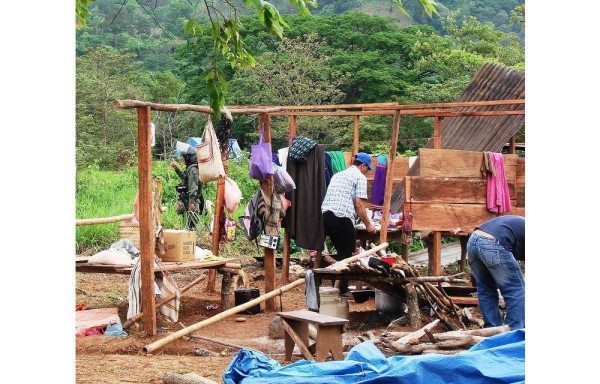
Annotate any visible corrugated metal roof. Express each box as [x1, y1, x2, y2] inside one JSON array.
[[424, 62, 525, 152]]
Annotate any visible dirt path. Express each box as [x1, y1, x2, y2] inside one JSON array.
[[76, 261, 468, 383]]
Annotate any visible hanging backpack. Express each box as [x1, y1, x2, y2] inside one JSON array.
[[238, 190, 264, 241]]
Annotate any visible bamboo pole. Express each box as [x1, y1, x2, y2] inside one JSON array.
[[379, 111, 401, 244], [123, 273, 208, 329], [76, 207, 168, 226], [143, 278, 306, 354]]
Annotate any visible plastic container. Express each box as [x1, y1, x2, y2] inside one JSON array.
[[319, 287, 340, 317], [375, 290, 407, 314], [234, 288, 261, 315], [337, 297, 349, 320]]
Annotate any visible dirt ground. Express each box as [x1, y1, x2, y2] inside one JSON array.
[[75, 261, 472, 383]]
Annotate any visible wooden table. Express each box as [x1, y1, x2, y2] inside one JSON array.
[[76, 257, 241, 310]]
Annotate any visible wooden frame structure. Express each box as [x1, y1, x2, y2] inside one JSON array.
[[112, 98, 524, 334]]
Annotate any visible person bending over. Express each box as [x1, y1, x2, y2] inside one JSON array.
[[321, 152, 377, 294], [467, 215, 525, 329]]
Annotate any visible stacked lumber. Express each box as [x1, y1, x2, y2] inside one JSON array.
[[358, 321, 510, 356]]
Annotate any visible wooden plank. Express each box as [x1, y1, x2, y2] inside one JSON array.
[[410, 177, 516, 204], [137, 105, 156, 335], [418, 148, 517, 181], [410, 203, 523, 232], [279, 310, 348, 326], [315, 326, 344, 361], [448, 296, 480, 306]]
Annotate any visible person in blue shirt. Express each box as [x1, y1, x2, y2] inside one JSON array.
[[467, 215, 525, 329]]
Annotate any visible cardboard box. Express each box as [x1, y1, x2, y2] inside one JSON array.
[[161, 230, 196, 262]]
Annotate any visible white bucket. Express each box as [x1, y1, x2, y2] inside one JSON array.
[[319, 287, 340, 317]]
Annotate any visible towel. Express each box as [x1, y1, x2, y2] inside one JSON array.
[[304, 270, 318, 311]]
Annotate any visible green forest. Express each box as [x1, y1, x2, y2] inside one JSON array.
[[77, 0, 524, 169], [76, 0, 525, 252]]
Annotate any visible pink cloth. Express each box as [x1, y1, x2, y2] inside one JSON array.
[[486, 153, 511, 213]]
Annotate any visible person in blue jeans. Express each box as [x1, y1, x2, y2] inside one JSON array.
[[467, 215, 525, 329]]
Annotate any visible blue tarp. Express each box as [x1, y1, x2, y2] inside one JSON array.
[[223, 329, 525, 384]]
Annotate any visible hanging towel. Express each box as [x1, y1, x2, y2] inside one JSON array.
[[371, 159, 387, 206], [304, 270, 318, 311], [329, 151, 347, 174], [484, 152, 512, 214]]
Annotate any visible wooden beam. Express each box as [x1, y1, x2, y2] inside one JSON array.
[[113, 100, 282, 114], [379, 111, 401, 244], [509, 136, 516, 154], [433, 116, 442, 149], [281, 115, 297, 285], [410, 203, 524, 232], [410, 110, 524, 118], [137, 106, 156, 335], [207, 122, 227, 293], [259, 113, 276, 310], [352, 115, 360, 158], [270, 110, 395, 117]]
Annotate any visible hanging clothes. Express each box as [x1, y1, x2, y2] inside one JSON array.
[[484, 152, 512, 214], [278, 147, 289, 171], [324, 152, 333, 188], [371, 156, 387, 206], [283, 144, 326, 251], [328, 151, 347, 174]]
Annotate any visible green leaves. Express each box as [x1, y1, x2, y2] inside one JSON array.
[[76, 0, 93, 29], [205, 67, 227, 120]]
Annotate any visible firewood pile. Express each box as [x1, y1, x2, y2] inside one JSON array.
[[357, 321, 510, 357], [321, 249, 478, 331]]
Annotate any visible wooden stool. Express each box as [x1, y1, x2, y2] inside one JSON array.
[[278, 310, 349, 362]]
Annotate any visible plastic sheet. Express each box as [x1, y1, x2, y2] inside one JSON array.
[[223, 329, 525, 384]]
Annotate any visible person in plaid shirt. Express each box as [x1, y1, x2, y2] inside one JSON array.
[[321, 152, 377, 294]]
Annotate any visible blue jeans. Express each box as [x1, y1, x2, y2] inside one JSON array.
[[467, 233, 525, 329]]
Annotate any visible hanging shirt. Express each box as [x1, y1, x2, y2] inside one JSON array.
[[321, 165, 368, 221]]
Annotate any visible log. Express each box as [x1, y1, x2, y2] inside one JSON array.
[[220, 271, 233, 310], [392, 319, 439, 346], [163, 372, 218, 384], [439, 325, 509, 338], [405, 283, 422, 329], [422, 349, 467, 355], [143, 278, 306, 353], [76, 207, 168, 226], [326, 243, 389, 271], [463, 307, 484, 327], [123, 273, 207, 329]]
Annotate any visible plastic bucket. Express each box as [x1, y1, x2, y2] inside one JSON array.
[[319, 287, 340, 317], [234, 288, 261, 315]]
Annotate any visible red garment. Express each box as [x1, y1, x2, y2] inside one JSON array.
[[485, 153, 511, 213]]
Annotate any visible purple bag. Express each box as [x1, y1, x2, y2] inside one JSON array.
[[249, 125, 274, 181]]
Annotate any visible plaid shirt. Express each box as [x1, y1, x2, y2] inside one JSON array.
[[321, 165, 367, 220]]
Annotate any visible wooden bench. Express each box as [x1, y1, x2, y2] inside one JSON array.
[[278, 310, 349, 362]]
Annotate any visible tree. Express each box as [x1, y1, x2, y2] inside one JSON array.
[[76, 0, 440, 117], [76, 46, 145, 169]]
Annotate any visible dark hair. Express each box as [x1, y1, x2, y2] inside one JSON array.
[[353, 159, 364, 167]]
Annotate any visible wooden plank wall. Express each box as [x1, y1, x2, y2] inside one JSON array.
[[405, 149, 524, 232]]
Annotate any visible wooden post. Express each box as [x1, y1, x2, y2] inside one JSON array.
[[459, 236, 468, 272], [137, 106, 156, 335], [509, 136, 516, 154], [352, 115, 360, 158], [433, 116, 442, 149], [380, 111, 401, 244], [207, 121, 227, 293], [429, 231, 442, 276], [401, 243, 410, 263], [282, 115, 297, 284], [259, 113, 276, 310], [220, 271, 233, 310]]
